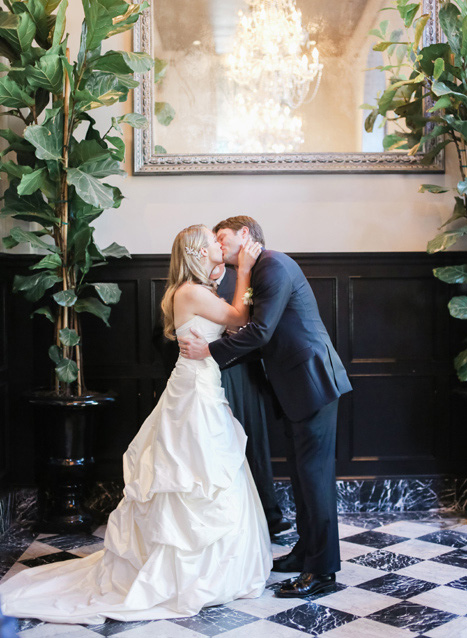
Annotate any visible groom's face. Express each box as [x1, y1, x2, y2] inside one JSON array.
[[216, 228, 246, 265]]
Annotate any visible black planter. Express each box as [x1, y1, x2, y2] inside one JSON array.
[[28, 392, 115, 534]]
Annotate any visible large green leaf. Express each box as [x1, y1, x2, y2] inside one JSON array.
[[114, 112, 147, 129], [427, 229, 467, 253], [25, 0, 52, 46], [439, 2, 462, 56], [155, 102, 175, 126], [91, 51, 133, 74], [83, 71, 127, 104], [90, 282, 121, 304], [48, 344, 62, 365], [432, 80, 467, 106], [82, 0, 113, 51], [31, 306, 54, 323], [17, 167, 48, 196], [153, 58, 167, 83], [30, 253, 62, 270], [53, 289, 77, 306], [2, 185, 59, 225], [122, 51, 154, 73], [434, 265, 467, 284], [106, 2, 148, 38], [448, 295, 467, 320], [440, 197, 467, 228], [81, 155, 124, 178], [106, 135, 125, 161], [55, 358, 78, 383], [0, 76, 34, 108], [0, 160, 33, 179], [66, 168, 115, 208], [418, 184, 449, 194], [9, 226, 59, 252], [454, 348, 467, 381], [52, 0, 67, 47], [24, 124, 62, 161], [443, 114, 467, 140], [13, 270, 61, 302], [59, 327, 80, 347], [27, 53, 63, 93], [0, 10, 35, 53], [71, 225, 93, 265], [74, 297, 111, 326], [101, 242, 130, 258], [70, 139, 109, 166]]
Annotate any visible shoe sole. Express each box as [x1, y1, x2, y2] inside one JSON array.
[[275, 582, 337, 598]]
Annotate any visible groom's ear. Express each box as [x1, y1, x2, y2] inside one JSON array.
[[240, 226, 250, 241]]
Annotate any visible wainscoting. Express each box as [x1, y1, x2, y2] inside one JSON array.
[[1, 252, 466, 491]]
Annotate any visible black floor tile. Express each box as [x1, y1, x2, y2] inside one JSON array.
[[368, 601, 457, 634], [87, 619, 153, 636], [43, 533, 105, 551], [357, 573, 437, 599], [268, 602, 357, 636], [20, 551, 80, 568], [342, 530, 409, 549], [432, 550, 467, 570], [169, 606, 259, 637], [349, 549, 422, 571], [446, 575, 467, 591], [417, 530, 467, 548]]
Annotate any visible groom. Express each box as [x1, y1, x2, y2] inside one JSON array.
[[179, 216, 352, 598]]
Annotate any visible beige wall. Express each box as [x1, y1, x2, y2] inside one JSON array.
[[0, 2, 462, 255]]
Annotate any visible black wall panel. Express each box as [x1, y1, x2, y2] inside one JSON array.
[[1, 252, 465, 487]]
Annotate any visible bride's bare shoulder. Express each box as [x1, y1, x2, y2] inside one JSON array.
[[174, 282, 211, 302]]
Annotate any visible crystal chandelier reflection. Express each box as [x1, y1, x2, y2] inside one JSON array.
[[226, 0, 323, 110]]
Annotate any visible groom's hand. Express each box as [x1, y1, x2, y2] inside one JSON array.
[[178, 329, 210, 359]]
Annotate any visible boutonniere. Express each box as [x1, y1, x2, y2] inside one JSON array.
[[242, 287, 254, 305]]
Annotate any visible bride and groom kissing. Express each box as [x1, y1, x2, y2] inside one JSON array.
[[0, 216, 352, 624]]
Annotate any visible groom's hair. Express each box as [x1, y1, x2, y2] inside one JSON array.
[[213, 216, 265, 246]]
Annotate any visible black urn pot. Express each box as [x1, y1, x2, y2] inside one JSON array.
[[28, 392, 115, 534]]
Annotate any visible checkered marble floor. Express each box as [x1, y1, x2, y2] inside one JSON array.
[[1, 513, 467, 637]]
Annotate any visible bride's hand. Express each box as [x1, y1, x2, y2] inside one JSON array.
[[237, 238, 262, 273]]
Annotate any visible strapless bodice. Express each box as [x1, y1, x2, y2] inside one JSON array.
[[175, 315, 225, 343]]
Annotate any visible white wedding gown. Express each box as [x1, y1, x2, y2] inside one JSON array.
[[0, 316, 272, 624]]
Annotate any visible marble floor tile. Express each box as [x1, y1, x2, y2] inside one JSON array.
[[319, 617, 415, 638], [267, 603, 357, 636], [86, 620, 151, 637], [432, 549, 467, 570], [315, 586, 396, 616], [396, 559, 467, 585], [384, 539, 454, 560], [356, 573, 437, 599], [409, 584, 467, 615], [335, 562, 387, 587], [43, 534, 105, 552], [338, 541, 374, 562], [92, 526, 107, 539], [18, 542, 63, 561], [337, 524, 367, 539], [69, 542, 105, 557], [170, 607, 259, 637], [0, 560, 29, 583], [221, 618, 307, 637], [20, 550, 80, 568], [376, 521, 445, 538], [423, 616, 467, 638], [226, 587, 305, 618], [349, 549, 421, 572], [447, 575, 467, 591], [418, 530, 467, 549], [106, 621, 184, 638], [367, 601, 457, 634], [342, 531, 409, 550], [20, 624, 97, 637]]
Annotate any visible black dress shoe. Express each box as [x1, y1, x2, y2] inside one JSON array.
[[269, 519, 293, 537], [276, 572, 336, 598], [272, 553, 303, 572]]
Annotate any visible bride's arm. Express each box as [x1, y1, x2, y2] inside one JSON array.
[[178, 240, 261, 327]]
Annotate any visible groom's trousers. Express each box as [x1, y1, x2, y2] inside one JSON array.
[[284, 398, 341, 574]]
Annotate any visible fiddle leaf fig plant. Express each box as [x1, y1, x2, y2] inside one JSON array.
[[365, 0, 467, 381], [0, 0, 172, 395]]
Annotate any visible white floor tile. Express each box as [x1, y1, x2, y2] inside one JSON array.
[[339, 541, 374, 561], [271, 545, 293, 560], [18, 541, 63, 561], [424, 616, 467, 638], [116, 620, 199, 637], [397, 560, 467, 584], [338, 524, 367, 539], [384, 539, 453, 560], [221, 618, 306, 638], [336, 562, 387, 586], [0, 561, 29, 583], [226, 587, 304, 618], [376, 521, 444, 538], [317, 586, 397, 616], [70, 542, 105, 557], [319, 617, 415, 638], [20, 624, 97, 637], [92, 525, 107, 539], [409, 584, 467, 615]]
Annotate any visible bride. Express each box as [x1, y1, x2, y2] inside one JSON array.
[[0, 224, 272, 624]]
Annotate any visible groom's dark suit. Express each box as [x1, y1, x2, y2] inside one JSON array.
[[209, 250, 352, 573]]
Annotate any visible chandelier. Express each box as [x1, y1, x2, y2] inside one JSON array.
[[225, 0, 323, 110]]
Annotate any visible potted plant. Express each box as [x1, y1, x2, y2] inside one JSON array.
[[365, 0, 467, 382], [0, 0, 170, 532]]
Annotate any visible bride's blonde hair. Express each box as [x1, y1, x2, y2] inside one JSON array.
[[161, 224, 216, 340]]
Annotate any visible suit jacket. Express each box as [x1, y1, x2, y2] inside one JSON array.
[[209, 250, 352, 422]]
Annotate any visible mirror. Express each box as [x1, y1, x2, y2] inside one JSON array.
[[133, 0, 443, 174]]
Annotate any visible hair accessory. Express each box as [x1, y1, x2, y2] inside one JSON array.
[[185, 246, 201, 259]]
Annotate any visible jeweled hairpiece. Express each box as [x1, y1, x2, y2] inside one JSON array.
[[185, 246, 201, 259]]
